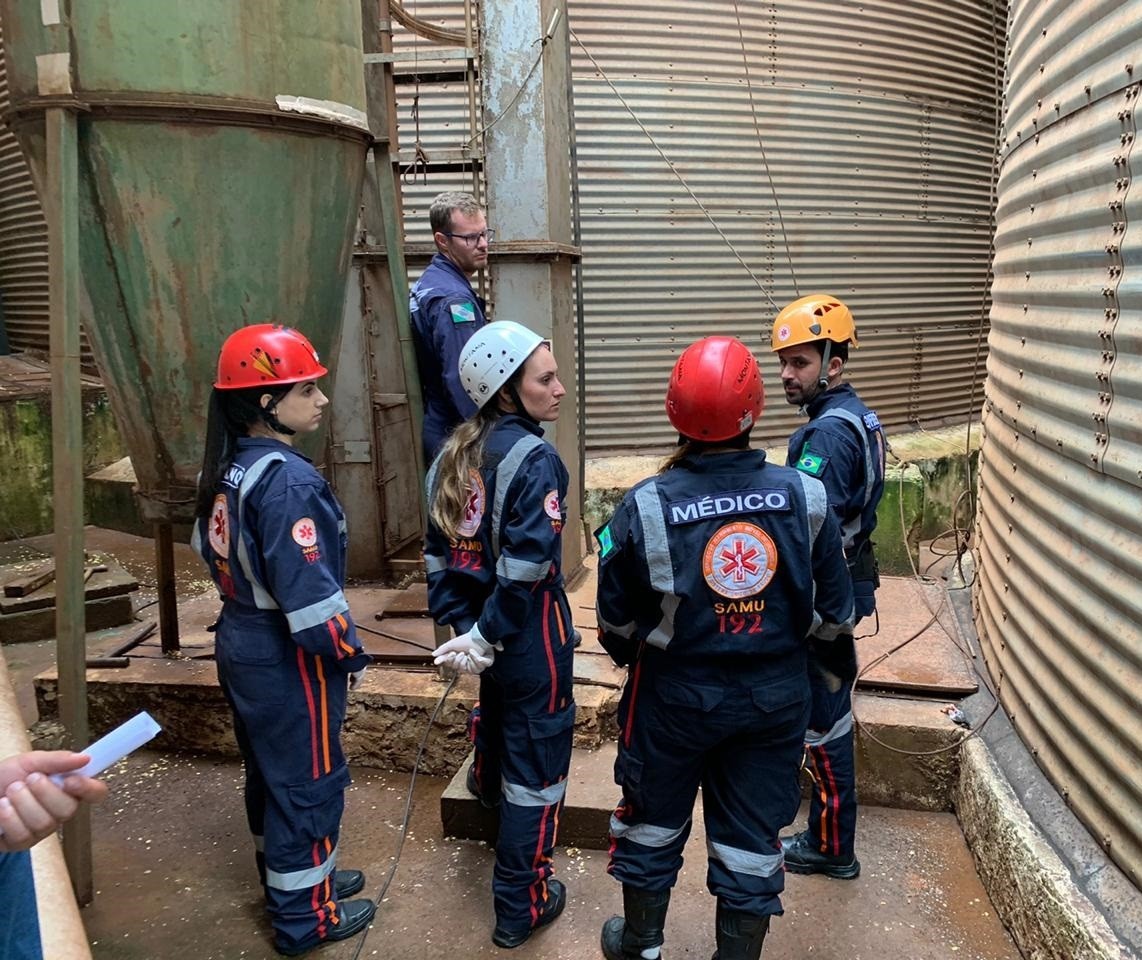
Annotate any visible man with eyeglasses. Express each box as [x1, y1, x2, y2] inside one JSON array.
[[410, 191, 494, 462]]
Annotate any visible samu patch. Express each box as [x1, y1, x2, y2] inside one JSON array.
[[291, 517, 322, 564], [794, 442, 829, 478], [863, 411, 882, 432], [450, 302, 477, 325]]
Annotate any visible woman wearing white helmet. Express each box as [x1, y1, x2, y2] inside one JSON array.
[[424, 321, 575, 949]]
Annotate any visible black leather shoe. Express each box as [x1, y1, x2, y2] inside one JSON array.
[[334, 869, 365, 899], [274, 899, 377, 956], [492, 878, 566, 948], [781, 830, 860, 879], [467, 764, 501, 809]]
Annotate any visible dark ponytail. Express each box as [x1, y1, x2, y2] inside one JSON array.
[[194, 384, 291, 519]]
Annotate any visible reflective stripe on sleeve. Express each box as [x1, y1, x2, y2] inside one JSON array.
[[497, 555, 551, 582], [285, 591, 350, 632], [424, 552, 448, 574]]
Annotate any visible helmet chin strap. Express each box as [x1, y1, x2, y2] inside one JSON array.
[[507, 384, 539, 424], [817, 340, 834, 392], [261, 405, 296, 437]]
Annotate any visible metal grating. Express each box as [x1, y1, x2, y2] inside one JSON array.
[[975, 0, 1142, 887]]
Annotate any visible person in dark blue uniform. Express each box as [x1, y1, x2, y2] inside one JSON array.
[[596, 336, 855, 960], [770, 294, 887, 881], [192, 324, 375, 956], [424, 320, 575, 950], [410, 191, 492, 462]]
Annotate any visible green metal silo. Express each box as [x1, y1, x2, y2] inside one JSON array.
[[0, 0, 370, 521]]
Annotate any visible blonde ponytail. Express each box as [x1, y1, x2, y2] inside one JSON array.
[[429, 407, 499, 539]]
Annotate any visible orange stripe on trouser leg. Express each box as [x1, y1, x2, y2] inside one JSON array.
[[809, 746, 841, 855], [315, 656, 331, 774], [542, 594, 558, 713], [298, 648, 321, 779], [553, 601, 567, 645], [529, 803, 553, 926]]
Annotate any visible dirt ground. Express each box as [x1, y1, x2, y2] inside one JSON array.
[[77, 750, 1019, 960], [0, 528, 1021, 959]]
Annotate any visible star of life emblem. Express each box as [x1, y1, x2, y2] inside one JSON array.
[[458, 470, 487, 537], [208, 494, 230, 558], [702, 521, 778, 600]]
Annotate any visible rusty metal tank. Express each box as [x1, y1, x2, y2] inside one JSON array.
[[0, 1, 370, 520]]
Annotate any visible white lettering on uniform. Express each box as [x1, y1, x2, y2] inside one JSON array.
[[666, 489, 791, 526]]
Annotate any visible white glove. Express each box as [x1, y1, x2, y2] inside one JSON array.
[[349, 667, 367, 691], [433, 624, 495, 675]]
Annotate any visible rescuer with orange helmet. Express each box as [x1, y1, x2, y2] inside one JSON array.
[[770, 294, 887, 881], [192, 324, 375, 956], [594, 335, 854, 960]]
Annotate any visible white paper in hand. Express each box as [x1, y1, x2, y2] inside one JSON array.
[[50, 711, 162, 785]]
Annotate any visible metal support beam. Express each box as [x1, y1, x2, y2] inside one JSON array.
[[481, 0, 583, 577], [47, 103, 93, 904], [154, 522, 180, 653]]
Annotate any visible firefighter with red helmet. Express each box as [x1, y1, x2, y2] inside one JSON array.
[[770, 294, 887, 881], [192, 324, 375, 956], [424, 321, 575, 949], [595, 336, 854, 960]]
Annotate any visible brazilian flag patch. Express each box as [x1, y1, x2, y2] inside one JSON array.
[[795, 442, 828, 478], [596, 523, 616, 559], [450, 302, 476, 324]]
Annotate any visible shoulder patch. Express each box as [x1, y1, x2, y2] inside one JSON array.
[[794, 442, 829, 478], [449, 302, 477, 325], [596, 523, 616, 559], [862, 411, 882, 431]]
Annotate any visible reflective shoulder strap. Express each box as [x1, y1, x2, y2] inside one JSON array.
[[490, 433, 545, 559], [818, 407, 876, 509], [235, 452, 288, 610]]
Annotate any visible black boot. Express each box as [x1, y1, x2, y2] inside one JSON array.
[[710, 902, 769, 960], [780, 830, 860, 879], [600, 886, 671, 960]]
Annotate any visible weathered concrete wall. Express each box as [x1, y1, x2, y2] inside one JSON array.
[[35, 660, 617, 779], [0, 389, 125, 538], [957, 739, 1137, 960]]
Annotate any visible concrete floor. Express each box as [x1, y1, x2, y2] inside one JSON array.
[[79, 751, 1019, 960], [0, 527, 1022, 959]]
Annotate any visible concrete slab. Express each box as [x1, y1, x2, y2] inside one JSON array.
[[441, 746, 617, 849], [77, 751, 1019, 960], [858, 575, 978, 697]]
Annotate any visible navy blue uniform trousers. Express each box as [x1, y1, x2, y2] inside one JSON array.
[[609, 655, 811, 917], [468, 587, 576, 935]]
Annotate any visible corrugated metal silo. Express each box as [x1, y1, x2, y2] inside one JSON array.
[[389, 1, 1006, 453], [975, 0, 1142, 886]]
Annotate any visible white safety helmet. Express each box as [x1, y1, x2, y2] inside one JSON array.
[[459, 321, 546, 409]]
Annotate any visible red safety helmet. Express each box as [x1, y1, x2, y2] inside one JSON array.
[[665, 336, 764, 442], [214, 324, 328, 390]]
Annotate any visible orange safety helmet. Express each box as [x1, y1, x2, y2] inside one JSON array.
[[214, 324, 328, 390], [666, 336, 764, 442], [769, 294, 859, 352]]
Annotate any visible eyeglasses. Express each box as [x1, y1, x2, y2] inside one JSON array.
[[443, 229, 495, 246]]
